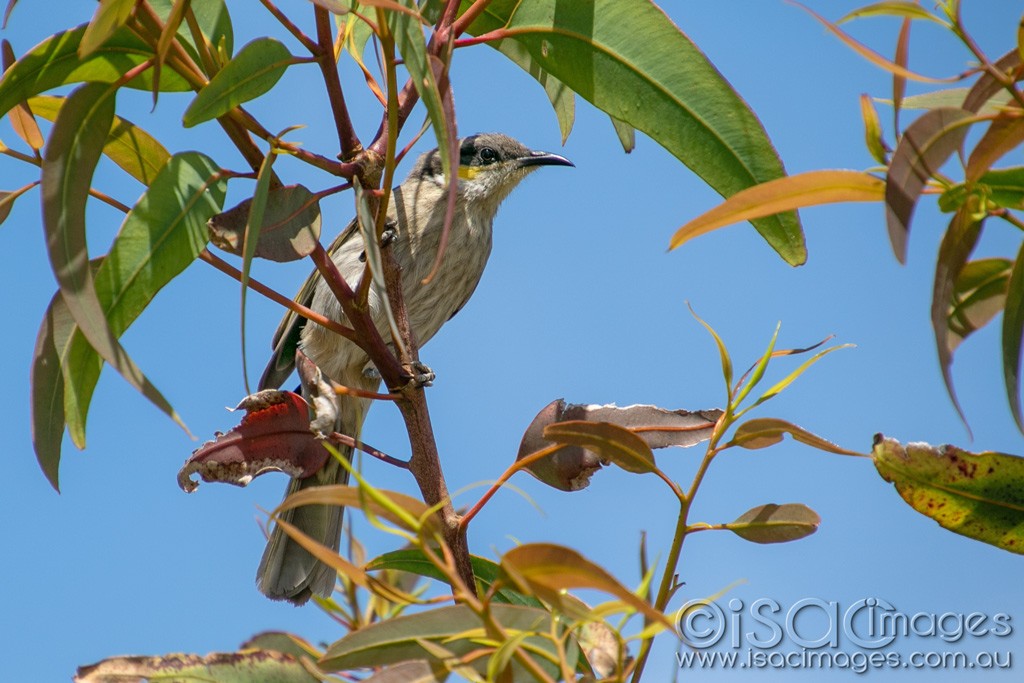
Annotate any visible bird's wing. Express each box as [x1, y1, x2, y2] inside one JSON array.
[[258, 217, 359, 390]]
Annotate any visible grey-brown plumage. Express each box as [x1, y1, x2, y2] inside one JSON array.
[[256, 133, 572, 603]]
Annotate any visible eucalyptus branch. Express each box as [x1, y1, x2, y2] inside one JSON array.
[[183, 8, 219, 77], [198, 248, 359, 344], [259, 0, 318, 54], [950, 4, 1024, 110], [315, 5, 363, 160]]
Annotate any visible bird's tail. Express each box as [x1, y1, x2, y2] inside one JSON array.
[[256, 453, 349, 604]]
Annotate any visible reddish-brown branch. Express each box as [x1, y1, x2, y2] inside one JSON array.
[[315, 6, 363, 160], [198, 249, 358, 344]]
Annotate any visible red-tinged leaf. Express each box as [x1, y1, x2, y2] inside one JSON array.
[[1003, 242, 1024, 433], [965, 108, 1024, 182], [0, 180, 37, 227], [872, 435, 1024, 553], [30, 95, 172, 185], [963, 51, 1022, 114], [79, 0, 137, 57], [932, 205, 983, 430], [795, 3, 957, 84], [501, 543, 673, 629], [885, 107, 973, 263], [729, 417, 864, 455], [42, 82, 188, 435], [544, 420, 656, 474], [860, 93, 889, 164], [2, 0, 16, 28], [839, 2, 949, 25], [154, 0, 190, 95], [178, 390, 330, 492], [892, 16, 909, 132], [2, 40, 44, 151], [670, 170, 885, 250], [727, 503, 821, 544]]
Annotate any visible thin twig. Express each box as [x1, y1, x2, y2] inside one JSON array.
[[315, 5, 363, 159], [198, 249, 359, 343], [330, 431, 409, 469]]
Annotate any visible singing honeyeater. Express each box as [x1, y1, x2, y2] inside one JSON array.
[[256, 133, 572, 603]]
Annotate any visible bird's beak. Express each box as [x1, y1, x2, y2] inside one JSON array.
[[517, 150, 574, 169]]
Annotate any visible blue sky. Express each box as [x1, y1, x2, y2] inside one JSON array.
[[2, 1, 1021, 681]]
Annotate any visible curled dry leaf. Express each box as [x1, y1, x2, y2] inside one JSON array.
[[516, 399, 721, 491], [75, 650, 317, 683], [207, 184, 321, 262], [178, 390, 335, 492]]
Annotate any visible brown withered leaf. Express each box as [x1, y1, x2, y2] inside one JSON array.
[[178, 390, 334, 492], [517, 399, 721, 491], [207, 184, 321, 262]]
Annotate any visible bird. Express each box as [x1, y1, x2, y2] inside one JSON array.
[[256, 133, 573, 603]]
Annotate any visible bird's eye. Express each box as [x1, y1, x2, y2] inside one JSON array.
[[479, 147, 498, 164]]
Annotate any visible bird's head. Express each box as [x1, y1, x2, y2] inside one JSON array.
[[412, 133, 573, 211]]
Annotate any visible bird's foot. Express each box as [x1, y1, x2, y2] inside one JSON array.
[[362, 366, 382, 382], [380, 220, 398, 248], [402, 361, 435, 388]]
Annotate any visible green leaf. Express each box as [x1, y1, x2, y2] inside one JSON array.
[[872, 435, 1024, 553], [79, 0, 137, 57], [182, 37, 293, 127], [367, 549, 544, 607], [390, 3, 453, 178], [39, 152, 224, 471], [501, 543, 673, 629], [977, 167, 1024, 209], [609, 115, 634, 153], [0, 23, 188, 120], [671, 170, 884, 250], [467, 0, 805, 264], [947, 258, 1012, 351], [31, 290, 72, 491], [859, 93, 888, 164], [727, 503, 821, 544], [42, 82, 187, 442], [1003, 242, 1024, 433], [931, 204, 983, 430], [320, 604, 570, 678], [729, 417, 863, 455], [890, 88, 1013, 114], [75, 650, 319, 683], [151, 0, 234, 61], [542, 420, 656, 474], [29, 95, 171, 185], [239, 149, 277, 392]]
